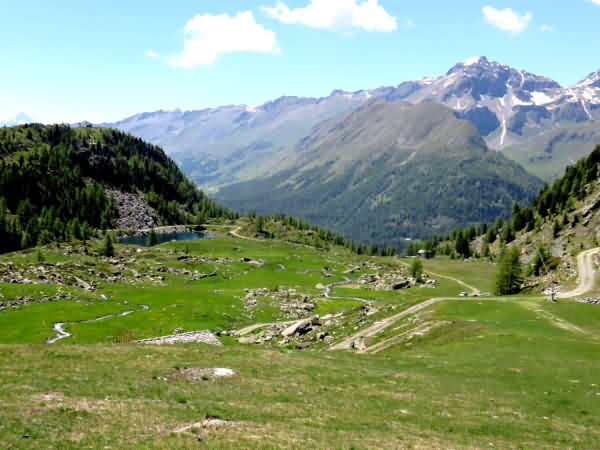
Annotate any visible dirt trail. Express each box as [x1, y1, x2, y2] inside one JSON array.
[[520, 301, 586, 334], [398, 261, 480, 295], [329, 297, 451, 350], [559, 248, 600, 298], [229, 226, 258, 241]]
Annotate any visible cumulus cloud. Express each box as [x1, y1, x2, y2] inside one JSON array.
[[587, 0, 600, 5], [482, 6, 532, 34], [169, 11, 280, 68], [262, 0, 397, 32], [145, 49, 160, 58]]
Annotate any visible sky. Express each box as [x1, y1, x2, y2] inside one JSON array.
[[1, 0, 599, 124]]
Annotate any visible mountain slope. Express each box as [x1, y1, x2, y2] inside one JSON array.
[[216, 100, 543, 246], [503, 121, 600, 181], [0, 124, 234, 253]]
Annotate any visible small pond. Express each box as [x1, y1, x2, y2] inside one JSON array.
[[117, 232, 214, 247]]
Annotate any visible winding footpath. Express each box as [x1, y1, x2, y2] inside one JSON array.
[[47, 303, 149, 344], [558, 247, 600, 299]]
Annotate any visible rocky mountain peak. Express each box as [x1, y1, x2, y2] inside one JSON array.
[[576, 70, 600, 89]]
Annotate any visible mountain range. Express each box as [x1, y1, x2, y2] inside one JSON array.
[[102, 57, 600, 185], [95, 58, 600, 245]]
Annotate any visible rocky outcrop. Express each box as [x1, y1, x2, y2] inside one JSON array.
[[106, 188, 161, 230], [137, 330, 223, 345]]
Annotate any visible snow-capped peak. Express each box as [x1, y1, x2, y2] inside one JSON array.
[[575, 70, 600, 89], [462, 56, 487, 66]]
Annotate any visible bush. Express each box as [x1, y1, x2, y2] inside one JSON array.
[[102, 233, 114, 257], [410, 258, 424, 282]]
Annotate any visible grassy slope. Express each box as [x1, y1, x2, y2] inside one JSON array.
[[1, 230, 600, 447], [503, 121, 600, 181]]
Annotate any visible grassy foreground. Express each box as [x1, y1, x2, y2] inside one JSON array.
[[1, 224, 600, 448]]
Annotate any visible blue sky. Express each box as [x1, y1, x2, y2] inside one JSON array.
[[1, 0, 599, 123]]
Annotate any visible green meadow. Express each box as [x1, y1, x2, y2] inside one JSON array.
[[1, 226, 600, 448]]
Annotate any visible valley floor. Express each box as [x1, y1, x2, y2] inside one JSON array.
[[1, 223, 600, 448]]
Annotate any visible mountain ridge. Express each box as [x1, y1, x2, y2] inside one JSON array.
[[99, 57, 600, 187]]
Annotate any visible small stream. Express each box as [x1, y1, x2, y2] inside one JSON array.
[[46, 304, 149, 344], [323, 279, 373, 304]]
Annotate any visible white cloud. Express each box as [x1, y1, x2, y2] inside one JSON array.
[[145, 49, 160, 58], [482, 6, 532, 34], [539, 24, 554, 32], [405, 19, 416, 29], [262, 0, 397, 32], [168, 11, 280, 68], [587, 0, 600, 5]]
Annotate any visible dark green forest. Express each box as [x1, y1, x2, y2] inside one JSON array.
[[0, 124, 236, 253], [420, 145, 600, 259]]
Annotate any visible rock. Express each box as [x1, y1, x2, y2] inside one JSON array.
[[392, 280, 411, 290], [137, 330, 223, 346], [317, 331, 329, 340], [282, 319, 313, 337], [174, 328, 184, 334], [296, 342, 312, 350]]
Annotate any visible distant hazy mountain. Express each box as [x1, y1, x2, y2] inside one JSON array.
[[0, 113, 33, 127], [101, 57, 600, 186], [100, 93, 371, 187], [215, 100, 543, 245]]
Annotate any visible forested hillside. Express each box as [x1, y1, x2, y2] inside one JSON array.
[[0, 124, 235, 253], [216, 101, 543, 247], [413, 145, 600, 293]]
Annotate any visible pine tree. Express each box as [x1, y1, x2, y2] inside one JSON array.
[[494, 247, 523, 295], [102, 233, 115, 257], [147, 228, 158, 247]]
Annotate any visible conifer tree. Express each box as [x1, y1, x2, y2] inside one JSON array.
[[147, 228, 158, 247], [494, 247, 523, 295], [102, 233, 114, 257]]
